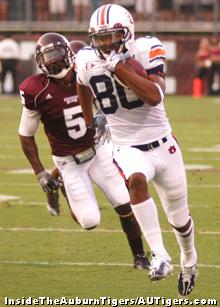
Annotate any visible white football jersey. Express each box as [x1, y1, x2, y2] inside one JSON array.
[[76, 36, 172, 145]]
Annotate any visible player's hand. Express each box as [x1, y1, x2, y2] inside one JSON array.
[[106, 53, 128, 72], [94, 109, 111, 144], [99, 126, 111, 144], [37, 170, 59, 193], [106, 56, 121, 72]]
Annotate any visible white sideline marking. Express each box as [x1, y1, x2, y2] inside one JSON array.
[[185, 164, 213, 170], [0, 200, 212, 209], [189, 184, 220, 188], [189, 157, 220, 161], [189, 145, 220, 153], [0, 183, 37, 186], [0, 227, 219, 236], [0, 227, 121, 233], [0, 259, 219, 269], [1, 182, 220, 188], [7, 168, 34, 174], [0, 200, 215, 208], [0, 195, 20, 202], [1, 201, 46, 206]]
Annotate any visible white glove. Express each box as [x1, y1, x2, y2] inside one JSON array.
[[106, 57, 122, 72], [37, 170, 59, 193], [106, 52, 128, 72], [94, 109, 111, 144]]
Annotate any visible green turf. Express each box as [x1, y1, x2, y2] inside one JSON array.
[[0, 95, 219, 305]]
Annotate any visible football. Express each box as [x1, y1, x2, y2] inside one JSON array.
[[114, 57, 148, 88]]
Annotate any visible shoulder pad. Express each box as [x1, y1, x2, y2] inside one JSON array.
[[19, 73, 49, 110], [20, 73, 48, 96]]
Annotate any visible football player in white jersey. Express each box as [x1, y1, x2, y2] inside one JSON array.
[[75, 4, 198, 296]]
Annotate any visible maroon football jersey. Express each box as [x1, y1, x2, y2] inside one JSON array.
[[19, 73, 95, 156]]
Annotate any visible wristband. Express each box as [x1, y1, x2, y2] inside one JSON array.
[[153, 82, 164, 101], [86, 119, 96, 129]]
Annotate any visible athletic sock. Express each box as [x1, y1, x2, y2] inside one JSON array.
[[172, 217, 197, 267], [131, 198, 170, 259]]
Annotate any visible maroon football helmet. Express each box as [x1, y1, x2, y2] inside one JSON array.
[[69, 40, 87, 58], [36, 32, 73, 79]]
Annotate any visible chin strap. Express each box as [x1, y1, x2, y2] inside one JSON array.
[[48, 67, 71, 79]]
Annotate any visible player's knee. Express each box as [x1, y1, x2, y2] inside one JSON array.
[[167, 199, 189, 227], [114, 203, 132, 216], [171, 216, 192, 232], [105, 175, 130, 207], [80, 210, 101, 230], [166, 178, 186, 201], [128, 173, 147, 192]]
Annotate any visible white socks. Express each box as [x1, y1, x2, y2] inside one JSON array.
[[131, 198, 197, 268], [131, 197, 170, 260], [173, 217, 197, 267]]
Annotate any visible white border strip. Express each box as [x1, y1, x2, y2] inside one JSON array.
[[0, 260, 219, 269], [0, 227, 219, 235], [1, 201, 212, 208]]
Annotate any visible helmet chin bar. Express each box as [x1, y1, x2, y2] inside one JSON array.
[[95, 41, 126, 60], [90, 27, 131, 60], [48, 67, 71, 79]]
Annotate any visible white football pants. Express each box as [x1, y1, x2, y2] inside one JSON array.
[[52, 144, 130, 229], [113, 134, 190, 227]]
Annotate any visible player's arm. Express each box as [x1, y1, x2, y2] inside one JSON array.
[[76, 82, 94, 127], [18, 107, 44, 175], [115, 63, 165, 106], [19, 135, 45, 175], [18, 107, 58, 192]]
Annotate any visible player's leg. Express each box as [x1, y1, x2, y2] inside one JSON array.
[[52, 155, 100, 230], [113, 145, 173, 280], [47, 166, 79, 223], [114, 203, 150, 269], [153, 135, 198, 295], [90, 145, 150, 269]]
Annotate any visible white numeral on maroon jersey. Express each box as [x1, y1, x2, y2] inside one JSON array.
[[63, 105, 86, 139], [19, 90, 25, 105]]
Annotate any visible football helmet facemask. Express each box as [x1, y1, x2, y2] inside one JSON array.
[[36, 32, 73, 79], [88, 4, 134, 59]]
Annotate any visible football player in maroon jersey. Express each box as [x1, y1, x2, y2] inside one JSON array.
[[18, 33, 150, 269], [46, 40, 89, 216]]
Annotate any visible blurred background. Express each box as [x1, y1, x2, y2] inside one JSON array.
[[0, 0, 220, 96]]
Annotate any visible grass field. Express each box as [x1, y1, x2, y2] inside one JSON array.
[[0, 95, 219, 306]]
